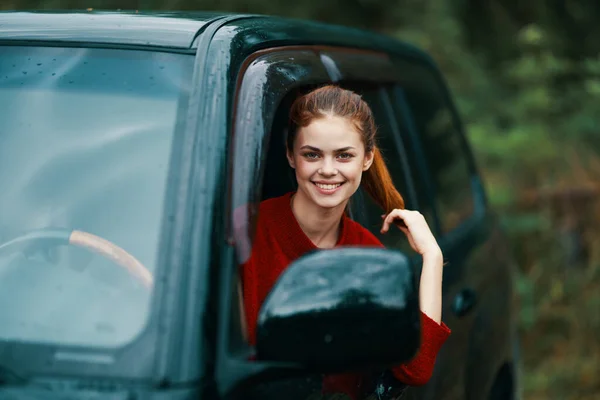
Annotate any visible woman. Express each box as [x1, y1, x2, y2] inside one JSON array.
[[241, 85, 450, 399]]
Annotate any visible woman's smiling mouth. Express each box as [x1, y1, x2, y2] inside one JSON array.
[[312, 181, 345, 194]]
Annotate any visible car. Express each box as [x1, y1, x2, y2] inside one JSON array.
[[0, 10, 520, 400]]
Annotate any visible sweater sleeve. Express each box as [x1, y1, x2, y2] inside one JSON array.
[[391, 311, 451, 386]]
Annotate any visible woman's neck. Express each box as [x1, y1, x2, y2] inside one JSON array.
[[290, 190, 347, 248]]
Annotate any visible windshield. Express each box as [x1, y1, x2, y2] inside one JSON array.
[[0, 46, 193, 348]]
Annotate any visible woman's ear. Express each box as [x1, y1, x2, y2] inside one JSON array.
[[363, 150, 375, 171], [286, 149, 296, 169]]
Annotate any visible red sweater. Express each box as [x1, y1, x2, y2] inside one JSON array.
[[241, 192, 451, 399]]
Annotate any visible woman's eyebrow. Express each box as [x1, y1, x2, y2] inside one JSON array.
[[299, 145, 356, 152], [335, 146, 356, 152], [300, 145, 321, 151]]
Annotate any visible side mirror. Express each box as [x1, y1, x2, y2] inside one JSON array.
[[256, 247, 420, 372]]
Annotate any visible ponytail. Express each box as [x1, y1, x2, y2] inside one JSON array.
[[362, 147, 405, 212]]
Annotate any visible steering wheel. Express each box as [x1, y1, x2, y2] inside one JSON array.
[[0, 228, 153, 288]]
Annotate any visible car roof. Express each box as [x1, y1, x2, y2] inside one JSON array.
[[0, 10, 229, 49], [0, 11, 433, 64]]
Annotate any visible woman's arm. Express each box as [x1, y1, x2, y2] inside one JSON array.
[[419, 249, 444, 323], [380, 209, 450, 386], [381, 209, 444, 323]]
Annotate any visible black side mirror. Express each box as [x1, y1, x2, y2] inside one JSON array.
[[256, 247, 420, 373]]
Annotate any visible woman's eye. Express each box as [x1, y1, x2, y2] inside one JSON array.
[[303, 152, 319, 159], [338, 153, 353, 160]]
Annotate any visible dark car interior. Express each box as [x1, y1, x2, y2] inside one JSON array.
[[260, 89, 299, 202]]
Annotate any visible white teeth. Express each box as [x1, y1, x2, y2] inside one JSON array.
[[315, 183, 342, 190]]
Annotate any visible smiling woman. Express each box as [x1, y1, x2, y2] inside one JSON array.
[[0, 45, 193, 348]]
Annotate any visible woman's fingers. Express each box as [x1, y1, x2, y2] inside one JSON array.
[[380, 216, 390, 233], [381, 210, 398, 233], [381, 211, 401, 233], [381, 209, 420, 232], [381, 209, 439, 255]]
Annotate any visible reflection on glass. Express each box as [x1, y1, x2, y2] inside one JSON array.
[[0, 46, 192, 348]]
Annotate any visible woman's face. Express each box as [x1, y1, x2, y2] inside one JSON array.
[[287, 114, 374, 210]]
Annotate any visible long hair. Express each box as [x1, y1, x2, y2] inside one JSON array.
[[288, 85, 405, 212]]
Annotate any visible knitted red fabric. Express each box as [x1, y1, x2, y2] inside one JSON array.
[[241, 192, 451, 399]]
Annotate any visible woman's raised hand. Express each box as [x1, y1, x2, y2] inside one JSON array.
[[381, 209, 442, 257]]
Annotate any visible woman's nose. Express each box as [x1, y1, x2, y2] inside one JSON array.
[[318, 158, 338, 176]]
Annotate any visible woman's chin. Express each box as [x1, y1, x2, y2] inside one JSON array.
[[309, 191, 348, 210]]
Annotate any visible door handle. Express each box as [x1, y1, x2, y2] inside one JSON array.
[[452, 288, 477, 317]]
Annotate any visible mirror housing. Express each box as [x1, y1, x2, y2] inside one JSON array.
[[256, 247, 420, 372]]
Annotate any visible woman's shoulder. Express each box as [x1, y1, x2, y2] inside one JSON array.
[[342, 217, 385, 247]]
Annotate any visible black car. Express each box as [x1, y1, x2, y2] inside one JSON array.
[[0, 10, 520, 400]]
